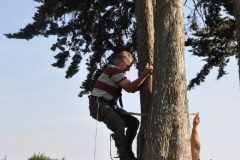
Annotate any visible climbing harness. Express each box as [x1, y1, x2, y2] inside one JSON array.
[[89, 95, 147, 117], [90, 95, 146, 160]]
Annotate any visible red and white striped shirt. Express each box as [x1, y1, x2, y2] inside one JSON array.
[[91, 64, 126, 101]]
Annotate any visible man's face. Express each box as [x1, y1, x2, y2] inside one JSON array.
[[122, 59, 133, 72]]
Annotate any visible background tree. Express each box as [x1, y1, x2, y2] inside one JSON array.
[[234, 0, 240, 81], [28, 153, 58, 160]]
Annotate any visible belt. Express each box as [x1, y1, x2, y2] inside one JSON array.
[[88, 95, 110, 103]]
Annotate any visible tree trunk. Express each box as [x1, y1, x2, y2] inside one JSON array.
[[234, 0, 240, 83], [135, 0, 155, 159], [140, 0, 191, 159]]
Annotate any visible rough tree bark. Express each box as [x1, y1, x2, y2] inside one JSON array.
[[234, 0, 240, 83], [135, 0, 155, 159], [137, 0, 191, 159]]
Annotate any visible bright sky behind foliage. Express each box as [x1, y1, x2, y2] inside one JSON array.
[[0, 1, 240, 160]]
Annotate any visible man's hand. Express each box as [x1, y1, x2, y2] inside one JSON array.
[[119, 63, 153, 93], [144, 63, 153, 75], [193, 115, 200, 129]]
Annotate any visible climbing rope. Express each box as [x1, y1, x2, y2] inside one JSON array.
[[94, 97, 100, 160]]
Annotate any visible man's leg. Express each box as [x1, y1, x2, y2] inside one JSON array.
[[117, 113, 139, 158], [102, 108, 134, 159], [89, 101, 135, 159]]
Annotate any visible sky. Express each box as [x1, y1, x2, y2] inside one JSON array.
[[0, 1, 239, 160]]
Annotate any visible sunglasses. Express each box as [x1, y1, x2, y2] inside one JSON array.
[[125, 62, 133, 69]]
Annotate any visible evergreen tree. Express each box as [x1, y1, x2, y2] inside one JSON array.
[[185, 0, 238, 89], [5, 0, 238, 92], [234, 0, 240, 81], [5, 0, 137, 97], [135, 0, 191, 159], [135, 0, 154, 158]]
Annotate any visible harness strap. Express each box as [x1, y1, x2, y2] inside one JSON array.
[[89, 95, 148, 117], [89, 89, 123, 108], [115, 87, 123, 108], [119, 93, 123, 108]]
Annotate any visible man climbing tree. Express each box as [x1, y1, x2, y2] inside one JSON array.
[[89, 51, 153, 160], [4, 0, 239, 160]]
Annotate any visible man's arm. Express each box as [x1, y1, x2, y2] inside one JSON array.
[[191, 115, 201, 160], [119, 63, 153, 93]]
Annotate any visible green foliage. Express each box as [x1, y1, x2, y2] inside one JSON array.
[[28, 153, 58, 160], [185, 0, 237, 90], [4, 0, 238, 94], [4, 0, 137, 96]]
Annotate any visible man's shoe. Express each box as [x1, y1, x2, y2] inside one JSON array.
[[117, 146, 137, 160], [128, 151, 136, 159], [120, 156, 135, 160]]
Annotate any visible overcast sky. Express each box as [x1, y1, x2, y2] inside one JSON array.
[[0, 1, 239, 160]]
